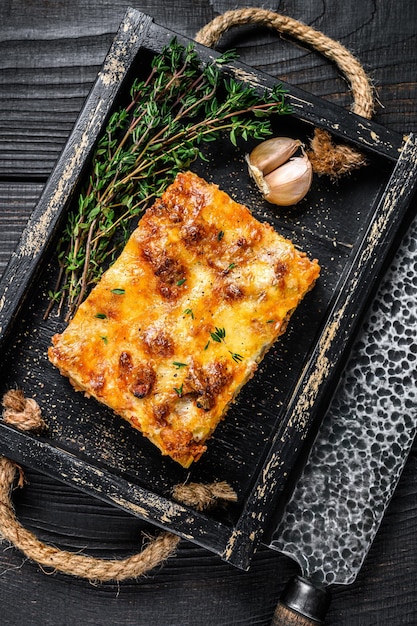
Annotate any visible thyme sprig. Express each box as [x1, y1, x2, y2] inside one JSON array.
[[209, 326, 243, 364], [210, 327, 226, 343], [47, 39, 291, 320]]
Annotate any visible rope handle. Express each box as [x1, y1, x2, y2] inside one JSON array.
[[0, 390, 237, 582], [195, 8, 375, 178]]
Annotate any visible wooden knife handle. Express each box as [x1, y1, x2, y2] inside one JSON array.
[[271, 576, 330, 625], [272, 603, 323, 625]]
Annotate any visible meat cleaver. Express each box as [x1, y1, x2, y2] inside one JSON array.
[[267, 212, 417, 625]]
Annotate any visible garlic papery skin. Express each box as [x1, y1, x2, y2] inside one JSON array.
[[247, 137, 302, 176], [263, 153, 313, 206]]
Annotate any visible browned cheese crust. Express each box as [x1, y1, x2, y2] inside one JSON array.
[[48, 171, 320, 467]]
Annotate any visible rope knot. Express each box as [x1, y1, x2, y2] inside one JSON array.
[[2, 389, 46, 433], [173, 481, 238, 511]]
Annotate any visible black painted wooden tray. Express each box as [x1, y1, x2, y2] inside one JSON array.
[[0, 9, 416, 570]]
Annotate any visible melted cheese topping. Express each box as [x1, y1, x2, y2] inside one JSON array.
[[48, 171, 320, 467]]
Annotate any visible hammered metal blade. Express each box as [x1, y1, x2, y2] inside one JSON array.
[[269, 214, 417, 586]]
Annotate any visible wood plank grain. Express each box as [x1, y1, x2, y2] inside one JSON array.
[[1, 1, 416, 176], [0, 1, 417, 624], [0, 182, 43, 275]]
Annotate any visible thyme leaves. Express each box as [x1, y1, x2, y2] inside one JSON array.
[[48, 39, 290, 320], [173, 384, 184, 397], [209, 326, 243, 364], [210, 327, 226, 343], [173, 361, 188, 369]]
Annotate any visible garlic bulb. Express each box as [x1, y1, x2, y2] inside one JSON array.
[[246, 137, 312, 206]]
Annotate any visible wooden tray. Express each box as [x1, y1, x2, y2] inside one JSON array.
[[0, 9, 416, 570]]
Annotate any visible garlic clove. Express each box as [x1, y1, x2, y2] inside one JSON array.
[[263, 153, 313, 206], [246, 137, 302, 177]]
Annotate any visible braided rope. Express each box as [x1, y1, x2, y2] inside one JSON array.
[[195, 8, 374, 177], [0, 390, 237, 582]]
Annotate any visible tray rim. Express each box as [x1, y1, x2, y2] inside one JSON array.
[[0, 8, 416, 570]]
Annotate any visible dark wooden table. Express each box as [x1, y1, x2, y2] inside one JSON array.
[[1, 1, 416, 624]]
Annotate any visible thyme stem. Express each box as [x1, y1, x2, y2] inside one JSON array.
[[47, 39, 291, 319]]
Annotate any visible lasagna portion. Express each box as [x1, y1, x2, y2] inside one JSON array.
[[48, 171, 320, 467]]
